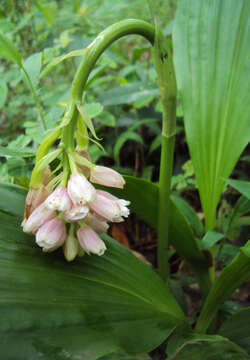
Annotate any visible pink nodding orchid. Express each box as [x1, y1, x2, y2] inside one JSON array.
[[22, 201, 55, 234], [90, 165, 125, 188], [90, 190, 130, 222], [77, 226, 107, 256], [64, 204, 89, 222], [67, 173, 96, 205], [45, 186, 72, 212], [36, 218, 66, 252]]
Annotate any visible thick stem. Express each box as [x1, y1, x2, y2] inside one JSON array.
[[70, 19, 154, 103], [154, 28, 177, 282]]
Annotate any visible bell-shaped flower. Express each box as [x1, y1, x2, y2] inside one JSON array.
[[91, 190, 130, 222], [90, 166, 125, 188], [77, 226, 107, 256], [67, 173, 96, 205], [22, 201, 55, 234], [45, 185, 72, 212], [84, 212, 109, 233], [36, 218, 66, 252], [89, 192, 123, 222], [64, 204, 89, 222]]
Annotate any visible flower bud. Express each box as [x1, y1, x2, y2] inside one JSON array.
[[36, 218, 66, 252], [63, 226, 79, 261], [77, 226, 107, 256], [90, 166, 125, 188], [89, 192, 123, 222], [84, 212, 109, 233], [45, 186, 72, 212], [22, 202, 55, 234], [64, 204, 89, 222], [67, 173, 96, 205]]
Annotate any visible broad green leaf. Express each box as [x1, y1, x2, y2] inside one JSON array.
[[22, 52, 42, 88], [0, 146, 35, 158], [171, 194, 204, 237], [106, 176, 210, 293], [225, 179, 250, 199], [200, 231, 224, 250], [219, 307, 250, 355], [167, 334, 249, 360], [0, 182, 27, 216], [0, 208, 185, 358], [173, 0, 250, 230], [0, 79, 8, 108], [114, 131, 143, 164], [98, 82, 160, 106], [0, 31, 22, 66]]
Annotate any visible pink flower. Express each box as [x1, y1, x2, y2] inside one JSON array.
[[84, 212, 109, 233], [36, 218, 66, 252], [64, 204, 89, 222], [91, 190, 130, 222], [89, 192, 123, 222], [22, 202, 55, 234], [45, 186, 72, 212], [90, 166, 125, 188], [77, 226, 106, 256], [67, 173, 96, 205]]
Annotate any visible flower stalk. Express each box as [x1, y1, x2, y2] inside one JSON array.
[[154, 27, 177, 282]]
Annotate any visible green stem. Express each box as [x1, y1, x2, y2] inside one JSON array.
[[154, 27, 177, 282], [70, 19, 154, 103], [61, 19, 154, 158], [21, 65, 47, 131]]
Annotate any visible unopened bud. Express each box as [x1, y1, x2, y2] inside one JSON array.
[[67, 173, 96, 205], [45, 186, 72, 212], [36, 218, 66, 252], [77, 226, 107, 256], [90, 166, 125, 188]]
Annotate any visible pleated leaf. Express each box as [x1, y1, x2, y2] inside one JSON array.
[[0, 184, 185, 359], [173, 0, 250, 230]]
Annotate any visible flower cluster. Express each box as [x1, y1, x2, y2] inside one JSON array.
[[22, 165, 130, 261]]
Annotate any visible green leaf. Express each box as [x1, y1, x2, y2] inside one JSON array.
[[173, 0, 250, 230], [105, 176, 211, 294], [171, 194, 204, 237], [167, 334, 249, 360], [0, 182, 27, 216], [40, 48, 87, 78], [0, 207, 185, 358], [219, 307, 250, 355], [0, 31, 22, 66], [0, 146, 35, 158], [98, 82, 160, 106], [85, 102, 104, 118], [22, 52, 42, 88], [0, 79, 8, 108], [201, 231, 224, 250], [225, 179, 250, 199], [114, 131, 143, 163], [196, 240, 250, 333], [77, 104, 100, 140]]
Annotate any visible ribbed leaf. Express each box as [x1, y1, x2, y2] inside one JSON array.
[[0, 184, 185, 358], [173, 0, 250, 230]]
